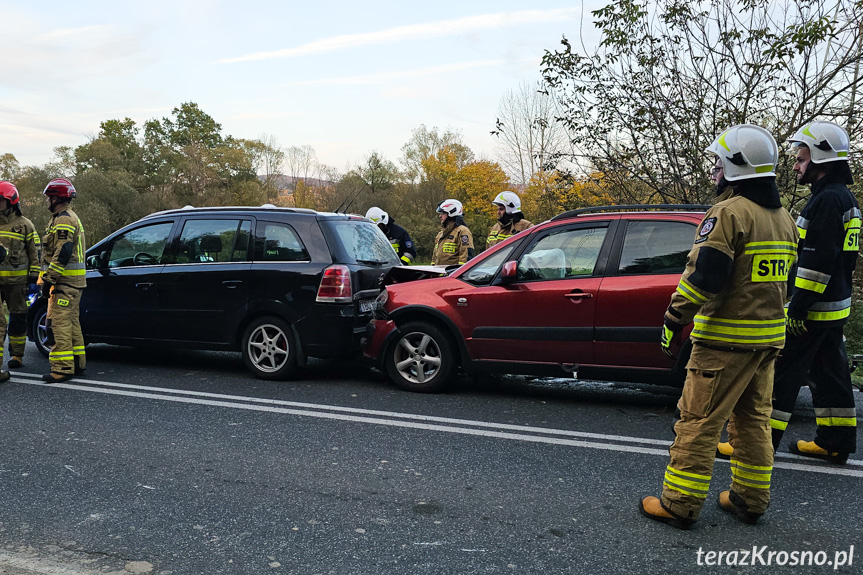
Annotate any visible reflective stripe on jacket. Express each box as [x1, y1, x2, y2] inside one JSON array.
[[42, 208, 87, 289], [0, 212, 41, 285], [665, 190, 798, 349], [787, 179, 860, 325]]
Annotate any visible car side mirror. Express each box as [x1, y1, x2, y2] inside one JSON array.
[[87, 251, 108, 269], [500, 260, 518, 284]]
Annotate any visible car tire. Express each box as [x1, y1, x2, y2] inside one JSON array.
[[241, 316, 297, 380], [384, 321, 455, 393], [30, 302, 50, 358]]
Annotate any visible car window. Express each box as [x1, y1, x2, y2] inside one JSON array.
[[462, 245, 515, 285], [618, 220, 695, 275], [176, 219, 249, 263], [518, 226, 607, 280], [106, 222, 174, 268], [322, 220, 401, 266], [260, 223, 309, 262]]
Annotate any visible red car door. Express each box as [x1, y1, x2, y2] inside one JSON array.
[[593, 217, 700, 368], [456, 222, 612, 366]]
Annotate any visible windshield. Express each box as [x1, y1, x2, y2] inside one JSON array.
[[321, 220, 401, 266]]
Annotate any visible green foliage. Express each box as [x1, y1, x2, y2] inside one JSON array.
[[542, 0, 863, 204]]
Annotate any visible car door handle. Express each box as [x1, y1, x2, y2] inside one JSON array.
[[135, 282, 154, 290], [564, 291, 593, 300], [222, 280, 243, 289]]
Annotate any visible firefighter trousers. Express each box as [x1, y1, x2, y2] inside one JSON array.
[[47, 285, 85, 376], [662, 343, 779, 520], [771, 326, 857, 454], [0, 283, 28, 361]]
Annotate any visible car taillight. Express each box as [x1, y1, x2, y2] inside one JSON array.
[[316, 265, 353, 303]]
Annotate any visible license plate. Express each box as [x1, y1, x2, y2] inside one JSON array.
[[359, 299, 376, 313]]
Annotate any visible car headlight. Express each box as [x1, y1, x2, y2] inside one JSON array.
[[375, 288, 389, 308]]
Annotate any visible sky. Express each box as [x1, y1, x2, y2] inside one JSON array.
[[0, 0, 603, 175]]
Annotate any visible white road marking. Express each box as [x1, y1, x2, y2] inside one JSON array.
[[12, 372, 863, 478]]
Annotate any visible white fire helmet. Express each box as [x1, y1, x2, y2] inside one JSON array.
[[436, 199, 464, 217], [705, 124, 778, 181], [788, 121, 850, 164], [492, 191, 521, 214], [365, 206, 389, 226]]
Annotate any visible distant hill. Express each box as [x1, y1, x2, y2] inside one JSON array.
[[259, 174, 334, 191]]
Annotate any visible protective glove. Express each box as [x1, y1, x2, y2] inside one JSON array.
[[661, 323, 681, 358], [41, 281, 53, 300], [786, 316, 807, 337]]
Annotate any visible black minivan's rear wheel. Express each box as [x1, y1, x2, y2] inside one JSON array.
[[30, 302, 50, 358], [241, 316, 297, 380], [384, 321, 455, 393]]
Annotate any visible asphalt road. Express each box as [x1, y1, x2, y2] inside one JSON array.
[[1, 344, 861, 575]]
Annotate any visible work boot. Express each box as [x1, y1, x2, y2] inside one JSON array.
[[790, 440, 849, 465], [7, 356, 23, 369], [718, 490, 762, 525], [716, 442, 733, 460], [638, 496, 695, 530], [0, 371, 10, 384], [42, 372, 73, 384]]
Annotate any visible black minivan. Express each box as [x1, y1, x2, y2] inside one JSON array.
[[28, 206, 401, 379]]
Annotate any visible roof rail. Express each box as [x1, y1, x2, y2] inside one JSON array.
[[550, 204, 712, 221]]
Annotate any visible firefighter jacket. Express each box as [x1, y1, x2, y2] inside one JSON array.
[[0, 211, 41, 285], [486, 214, 533, 248], [664, 184, 798, 349], [432, 219, 474, 266], [42, 208, 87, 289], [384, 220, 417, 264], [786, 175, 860, 326]]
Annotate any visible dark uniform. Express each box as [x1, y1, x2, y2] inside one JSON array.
[[0, 211, 40, 363], [486, 215, 533, 248], [771, 175, 860, 455], [432, 219, 474, 266], [659, 184, 797, 522], [383, 220, 416, 265], [42, 208, 87, 377]]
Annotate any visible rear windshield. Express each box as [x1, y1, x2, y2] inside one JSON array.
[[321, 220, 401, 266]]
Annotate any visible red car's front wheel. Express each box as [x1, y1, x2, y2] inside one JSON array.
[[384, 321, 455, 393]]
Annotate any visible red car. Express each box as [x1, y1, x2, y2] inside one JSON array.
[[363, 205, 710, 392]]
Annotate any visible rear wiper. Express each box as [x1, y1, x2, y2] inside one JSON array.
[[356, 259, 388, 265]]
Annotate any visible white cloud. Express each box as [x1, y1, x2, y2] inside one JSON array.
[[36, 25, 108, 41], [219, 8, 580, 63], [279, 59, 508, 87]]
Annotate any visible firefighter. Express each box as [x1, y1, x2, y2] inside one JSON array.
[[0, 181, 41, 380], [640, 125, 798, 529], [486, 191, 533, 249], [365, 207, 416, 265], [40, 178, 87, 383], [770, 122, 858, 463], [431, 199, 474, 266]]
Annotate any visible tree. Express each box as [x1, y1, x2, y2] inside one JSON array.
[[492, 81, 570, 185], [284, 145, 317, 187], [449, 160, 511, 249], [0, 153, 22, 180], [400, 125, 474, 183], [541, 0, 863, 205]]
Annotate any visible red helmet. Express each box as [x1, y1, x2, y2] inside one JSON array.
[[0, 181, 19, 205], [43, 178, 77, 199]]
